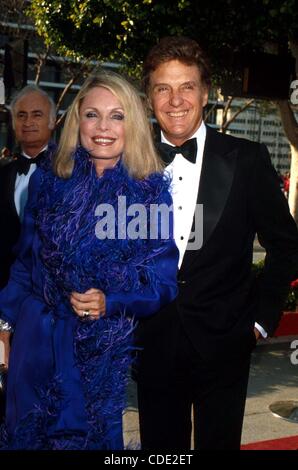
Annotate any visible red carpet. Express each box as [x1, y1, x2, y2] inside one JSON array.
[[241, 435, 298, 450], [274, 312, 298, 337]]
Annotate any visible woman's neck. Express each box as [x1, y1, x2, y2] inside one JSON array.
[[91, 155, 120, 176]]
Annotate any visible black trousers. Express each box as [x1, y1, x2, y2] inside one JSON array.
[[136, 321, 252, 451]]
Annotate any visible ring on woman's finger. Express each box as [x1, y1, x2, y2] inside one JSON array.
[[82, 310, 90, 317]]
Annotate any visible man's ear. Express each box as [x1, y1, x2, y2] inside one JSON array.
[[49, 118, 56, 130]]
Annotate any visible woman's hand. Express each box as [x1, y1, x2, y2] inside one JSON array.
[[0, 331, 11, 368], [70, 288, 106, 320]]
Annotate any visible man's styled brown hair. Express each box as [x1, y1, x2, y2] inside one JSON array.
[[142, 36, 211, 93]]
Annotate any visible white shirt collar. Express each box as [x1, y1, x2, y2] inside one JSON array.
[[22, 144, 48, 159]]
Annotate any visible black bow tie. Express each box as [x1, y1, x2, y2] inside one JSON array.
[[157, 138, 197, 165], [16, 150, 46, 175]]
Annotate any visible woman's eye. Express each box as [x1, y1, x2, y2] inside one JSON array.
[[112, 113, 124, 120], [86, 111, 97, 118]]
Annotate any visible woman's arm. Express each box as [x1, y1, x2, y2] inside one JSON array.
[[105, 238, 178, 318], [70, 238, 178, 320], [70, 235, 179, 320]]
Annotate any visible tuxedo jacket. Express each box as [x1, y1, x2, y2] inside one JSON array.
[[0, 145, 56, 289], [0, 160, 21, 289], [136, 125, 298, 365]]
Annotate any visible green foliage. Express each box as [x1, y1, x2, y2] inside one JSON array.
[[26, 0, 298, 79]]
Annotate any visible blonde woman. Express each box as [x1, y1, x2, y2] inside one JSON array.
[[0, 71, 178, 450]]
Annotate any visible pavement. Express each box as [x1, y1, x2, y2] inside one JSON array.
[[123, 337, 298, 449], [242, 337, 298, 446]]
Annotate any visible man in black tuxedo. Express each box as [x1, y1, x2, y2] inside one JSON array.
[[135, 37, 298, 450], [0, 85, 56, 290]]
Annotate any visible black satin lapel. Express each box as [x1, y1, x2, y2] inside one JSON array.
[[180, 144, 238, 274], [198, 147, 238, 246]]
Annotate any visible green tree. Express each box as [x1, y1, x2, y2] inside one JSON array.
[[27, 0, 297, 76], [27, 0, 191, 76]]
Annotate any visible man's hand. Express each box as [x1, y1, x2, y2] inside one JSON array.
[[0, 331, 11, 368]]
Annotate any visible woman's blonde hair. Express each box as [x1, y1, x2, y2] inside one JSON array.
[[54, 70, 163, 179]]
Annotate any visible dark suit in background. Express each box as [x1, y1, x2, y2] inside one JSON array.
[[0, 146, 55, 289], [0, 161, 21, 289], [0, 85, 56, 423], [0, 85, 56, 289]]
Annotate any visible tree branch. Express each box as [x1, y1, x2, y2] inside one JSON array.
[[204, 100, 219, 122], [222, 98, 255, 131], [55, 109, 68, 128], [55, 77, 75, 115], [34, 46, 50, 85], [222, 96, 233, 125]]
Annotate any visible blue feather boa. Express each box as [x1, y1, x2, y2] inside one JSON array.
[[0, 147, 172, 450], [37, 146, 171, 308]]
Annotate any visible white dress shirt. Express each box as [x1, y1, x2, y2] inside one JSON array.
[[163, 122, 206, 268], [14, 146, 48, 221]]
